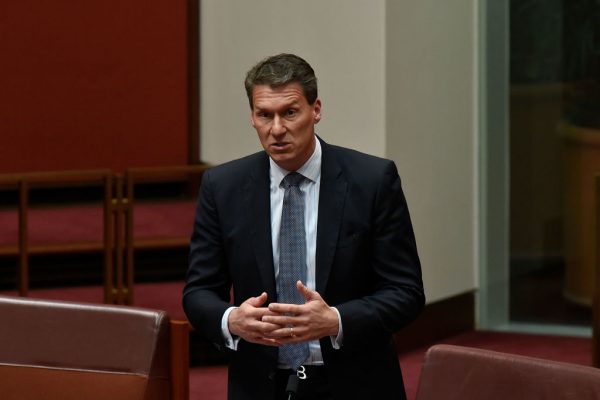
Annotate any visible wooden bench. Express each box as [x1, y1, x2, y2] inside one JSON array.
[[0, 165, 207, 304]]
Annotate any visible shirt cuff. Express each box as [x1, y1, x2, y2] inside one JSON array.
[[221, 306, 241, 350], [329, 307, 344, 349]]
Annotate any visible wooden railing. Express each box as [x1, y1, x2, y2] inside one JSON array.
[[119, 164, 208, 304], [0, 165, 208, 305], [0, 170, 113, 299]]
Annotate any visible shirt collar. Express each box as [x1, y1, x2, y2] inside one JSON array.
[[269, 137, 322, 186]]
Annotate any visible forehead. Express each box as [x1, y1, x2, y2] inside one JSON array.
[[251, 83, 308, 109]]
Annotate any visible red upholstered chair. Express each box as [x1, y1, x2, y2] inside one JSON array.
[[0, 295, 188, 400], [415, 344, 600, 400]]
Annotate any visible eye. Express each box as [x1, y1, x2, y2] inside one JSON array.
[[257, 111, 272, 119], [285, 109, 297, 118]]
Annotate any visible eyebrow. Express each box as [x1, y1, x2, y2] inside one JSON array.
[[254, 100, 300, 112]]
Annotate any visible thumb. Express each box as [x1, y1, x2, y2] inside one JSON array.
[[296, 281, 321, 302], [245, 292, 268, 307]]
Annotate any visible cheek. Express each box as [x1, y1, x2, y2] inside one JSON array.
[[255, 128, 270, 144], [298, 120, 314, 137]]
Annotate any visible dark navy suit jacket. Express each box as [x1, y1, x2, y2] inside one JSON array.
[[183, 137, 424, 399]]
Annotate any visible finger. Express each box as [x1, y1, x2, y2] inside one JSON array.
[[246, 292, 268, 307], [255, 319, 284, 331], [235, 321, 281, 343], [252, 307, 280, 321], [268, 302, 303, 315], [258, 308, 280, 317], [265, 325, 307, 340], [260, 314, 298, 326], [262, 327, 288, 339], [296, 281, 321, 301], [249, 336, 280, 347]]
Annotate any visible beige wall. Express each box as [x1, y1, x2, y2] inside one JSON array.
[[200, 0, 478, 304], [200, 0, 386, 163], [385, 0, 478, 302]]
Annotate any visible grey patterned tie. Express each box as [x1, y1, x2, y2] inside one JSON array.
[[277, 172, 310, 370]]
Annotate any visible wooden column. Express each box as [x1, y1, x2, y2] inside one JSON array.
[[124, 174, 135, 305], [593, 175, 600, 367], [103, 173, 116, 304], [108, 174, 132, 305], [17, 180, 29, 297]]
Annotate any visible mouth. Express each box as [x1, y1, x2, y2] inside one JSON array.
[[270, 142, 291, 152]]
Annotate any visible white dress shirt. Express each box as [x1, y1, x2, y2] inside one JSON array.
[[221, 138, 343, 367]]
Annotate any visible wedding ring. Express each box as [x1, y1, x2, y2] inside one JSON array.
[[290, 327, 295, 338]]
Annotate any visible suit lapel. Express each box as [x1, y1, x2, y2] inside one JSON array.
[[243, 141, 347, 298], [316, 140, 347, 293], [244, 153, 277, 299]]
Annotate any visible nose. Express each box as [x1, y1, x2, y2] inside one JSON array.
[[270, 115, 286, 136]]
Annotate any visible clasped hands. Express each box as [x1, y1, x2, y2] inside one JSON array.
[[228, 281, 339, 347]]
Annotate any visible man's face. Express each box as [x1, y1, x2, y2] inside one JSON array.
[[250, 82, 321, 172]]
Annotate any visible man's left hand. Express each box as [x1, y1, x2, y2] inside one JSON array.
[[262, 281, 339, 344]]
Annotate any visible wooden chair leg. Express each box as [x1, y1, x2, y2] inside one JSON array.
[[170, 320, 190, 400]]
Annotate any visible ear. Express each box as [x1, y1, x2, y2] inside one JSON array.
[[313, 98, 322, 124]]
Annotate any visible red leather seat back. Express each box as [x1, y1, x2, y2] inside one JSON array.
[[0, 295, 171, 400], [416, 344, 600, 400]]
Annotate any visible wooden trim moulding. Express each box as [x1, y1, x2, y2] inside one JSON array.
[[187, 0, 200, 165]]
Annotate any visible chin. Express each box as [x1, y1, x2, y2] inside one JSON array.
[[269, 152, 290, 161], [271, 156, 296, 170]]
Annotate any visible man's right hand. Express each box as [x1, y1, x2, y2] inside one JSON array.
[[228, 292, 282, 346]]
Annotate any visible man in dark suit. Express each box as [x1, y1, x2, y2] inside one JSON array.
[[183, 53, 424, 400]]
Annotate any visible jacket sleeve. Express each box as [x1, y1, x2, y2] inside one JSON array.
[[182, 168, 232, 347]]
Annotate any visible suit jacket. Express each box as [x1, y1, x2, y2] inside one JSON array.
[[183, 138, 424, 400]]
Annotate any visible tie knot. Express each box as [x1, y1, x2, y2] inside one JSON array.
[[282, 172, 305, 188]]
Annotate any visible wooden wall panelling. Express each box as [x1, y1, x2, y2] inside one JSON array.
[[0, 1, 199, 172]]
